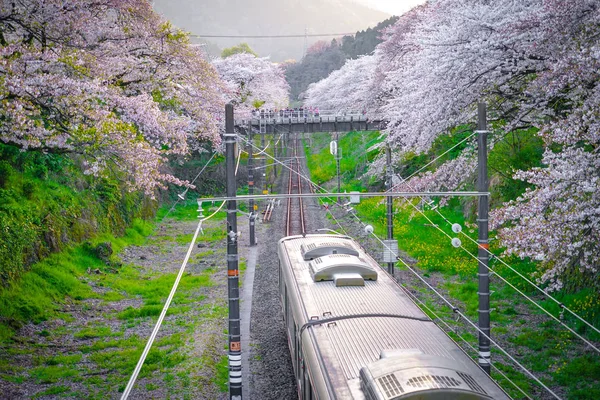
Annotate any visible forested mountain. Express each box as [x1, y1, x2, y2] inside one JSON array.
[[285, 16, 398, 103], [152, 0, 390, 61]]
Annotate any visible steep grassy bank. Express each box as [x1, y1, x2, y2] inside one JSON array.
[[0, 143, 154, 286], [0, 201, 231, 398]]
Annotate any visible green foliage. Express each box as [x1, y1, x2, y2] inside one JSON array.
[[0, 219, 152, 341], [489, 127, 544, 203], [304, 130, 383, 190], [286, 16, 397, 102], [221, 42, 258, 58], [215, 356, 229, 392], [0, 142, 153, 287]]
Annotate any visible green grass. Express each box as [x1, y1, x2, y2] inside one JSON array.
[[0, 191, 230, 398], [215, 355, 229, 392], [304, 130, 383, 190], [0, 219, 153, 343], [30, 365, 80, 384], [74, 326, 121, 340], [32, 385, 71, 398]]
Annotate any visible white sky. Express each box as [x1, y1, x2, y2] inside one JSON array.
[[355, 0, 427, 15]]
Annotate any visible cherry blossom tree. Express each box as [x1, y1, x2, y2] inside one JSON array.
[[304, 54, 376, 113], [0, 0, 225, 194], [305, 0, 600, 288], [212, 53, 289, 118]]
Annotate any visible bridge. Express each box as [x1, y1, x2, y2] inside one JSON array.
[[235, 112, 383, 134]]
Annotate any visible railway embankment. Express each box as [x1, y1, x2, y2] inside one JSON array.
[[0, 205, 234, 399]]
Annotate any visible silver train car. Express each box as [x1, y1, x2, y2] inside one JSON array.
[[278, 234, 511, 400]]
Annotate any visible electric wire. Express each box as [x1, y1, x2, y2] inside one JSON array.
[[120, 218, 204, 400], [121, 149, 241, 399], [248, 131, 596, 341], [337, 205, 553, 399], [190, 32, 356, 39], [435, 209, 600, 336], [160, 151, 218, 221], [370, 231, 562, 400], [399, 285, 533, 400], [242, 132, 560, 400], [387, 131, 477, 192], [328, 200, 557, 399], [406, 203, 600, 354], [385, 137, 600, 339]]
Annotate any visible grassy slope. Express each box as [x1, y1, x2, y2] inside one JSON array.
[[0, 202, 231, 398], [0, 143, 151, 286], [304, 130, 600, 400]]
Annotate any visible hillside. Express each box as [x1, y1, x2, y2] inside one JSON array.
[[152, 0, 390, 61], [285, 16, 398, 103]]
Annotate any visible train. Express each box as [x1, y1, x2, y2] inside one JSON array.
[[278, 234, 511, 400]]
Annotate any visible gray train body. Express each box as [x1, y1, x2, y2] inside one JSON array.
[[277, 234, 511, 400]]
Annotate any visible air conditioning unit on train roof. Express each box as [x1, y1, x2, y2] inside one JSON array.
[[301, 241, 359, 261], [360, 352, 493, 400], [308, 254, 377, 286]]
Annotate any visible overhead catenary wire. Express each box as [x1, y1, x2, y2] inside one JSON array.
[[435, 209, 600, 337], [387, 130, 477, 193], [399, 285, 533, 400], [190, 32, 356, 39], [370, 230, 562, 400], [382, 130, 600, 339], [405, 201, 600, 354], [162, 151, 218, 221], [242, 132, 567, 398], [388, 151, 600, 342], [334, 205, 557, 399], [248, 132, 598, 344]]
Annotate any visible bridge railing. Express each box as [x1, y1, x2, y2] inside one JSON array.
[[236, 113, 370, 126]]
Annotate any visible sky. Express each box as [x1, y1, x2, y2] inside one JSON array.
[[354, 0, 427, 15]]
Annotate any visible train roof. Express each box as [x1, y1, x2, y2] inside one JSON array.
[[278, 234, 511, 400]]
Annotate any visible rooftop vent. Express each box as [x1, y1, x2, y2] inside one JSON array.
[[301, 241, 359, 260], [360, 353, 493, 400], [309, 254, 377, 284]]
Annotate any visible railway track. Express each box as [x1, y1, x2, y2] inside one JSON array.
[[285, 134, 309, 236]]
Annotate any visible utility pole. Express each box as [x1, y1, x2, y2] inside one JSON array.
[[261, 130, 267, 194], [225, 104, 242, 399], [247, 121, 256, 247], [386, 145, 395, 276], [335, 132, 341, 204], [477, 102, 491, 375]]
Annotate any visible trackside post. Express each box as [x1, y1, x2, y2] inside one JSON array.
[[247, 121, 256, 246], [386, 145, 395, 276], [225, 103, 242, 399]]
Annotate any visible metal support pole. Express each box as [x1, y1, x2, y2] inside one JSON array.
[[386, 146, 395, 276], [247, 122, 256, 247], [225, 104, 242, 399], [335, 132, 341, 204], [273, 133, 278, 178], [477, 102, 491, 375], [261, 131, 266, 194]]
